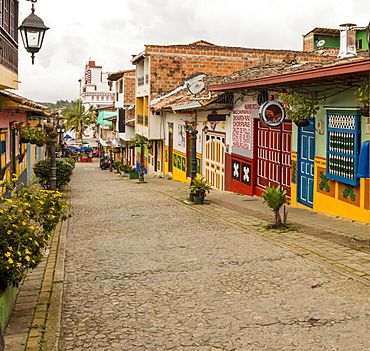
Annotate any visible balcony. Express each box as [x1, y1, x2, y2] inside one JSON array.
[[0, 29, 18, 75], [137, 74, 149, 87]]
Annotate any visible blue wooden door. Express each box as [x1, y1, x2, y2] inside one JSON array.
[[297, 120, 315, 207]]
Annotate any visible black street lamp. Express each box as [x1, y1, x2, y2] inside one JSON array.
[[56, 123, 66, 157], [18, 0, 49, 64], [42, 113, 59, 191], [185, 121, 198, 201]]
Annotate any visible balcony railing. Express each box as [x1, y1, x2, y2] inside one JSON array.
[[0, 30, 18, 74], [138, 76, 144, 86], [137, 74, 149, 86]]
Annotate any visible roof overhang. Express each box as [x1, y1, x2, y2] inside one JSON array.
[[0, 89, 52, 117], [172, 102, 203, 111], [208, 59, 370, 91], [131, 51, 146, 65]]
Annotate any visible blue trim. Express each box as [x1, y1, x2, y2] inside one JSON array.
[[326, 113, 361, 186], [297, 118, 315, 208]]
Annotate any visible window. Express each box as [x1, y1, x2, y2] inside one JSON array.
[[356, 39, 363, 50], [326, 110, 361, 186]]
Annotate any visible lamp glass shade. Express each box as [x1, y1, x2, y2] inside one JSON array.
[[18, 12, 49, 54]]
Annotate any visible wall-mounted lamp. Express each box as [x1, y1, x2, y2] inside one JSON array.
[[18, 0, 49, 64], [315, 120, 325, 135]]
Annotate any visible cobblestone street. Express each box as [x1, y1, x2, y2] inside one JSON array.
[[59, 161, 370, 351]]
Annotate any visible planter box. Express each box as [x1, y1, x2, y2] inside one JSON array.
[[0, 285, 17, 329], [120, 171, 139, 179], [129, 172, 139, 179]]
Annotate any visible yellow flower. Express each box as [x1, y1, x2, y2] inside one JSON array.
[[8, 246, 13, 251], [25, 249, 30, 254], [4, 252, 11, 257], [34, 241, 39, 247], [17, 251, 21, 256], [8, 258, 13, 264], [25, 255, 30, 261], [29, 226, 35, 230], [7, 230, 12, 234], [16, 263, 22, 267], [12, 224, 17, 228], [22, 221, 27, 226]]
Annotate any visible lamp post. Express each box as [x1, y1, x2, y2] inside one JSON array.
[[185, 121, 198, 201], [56, 123, 66, 157], [18, 0, 49, 64], [44, 113, 59, 191]]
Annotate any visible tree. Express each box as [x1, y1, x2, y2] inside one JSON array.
[[62, 99, 96, 142], [261, 185, 287, 228]]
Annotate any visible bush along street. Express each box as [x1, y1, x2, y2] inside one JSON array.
[[0, 178, 70, 290], [33, 157, 75, 190]]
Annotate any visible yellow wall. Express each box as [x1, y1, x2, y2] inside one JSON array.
[[165, 148, 201, 184], [291, 152, 369, 224], [0, 66, 18, 90]]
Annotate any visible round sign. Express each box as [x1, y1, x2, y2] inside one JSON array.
[[259, 100, 286, 127]]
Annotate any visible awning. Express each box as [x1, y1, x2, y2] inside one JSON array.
[[97, 111, 116, 126]]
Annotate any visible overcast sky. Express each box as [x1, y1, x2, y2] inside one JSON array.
[[17, 0, 370, 103]]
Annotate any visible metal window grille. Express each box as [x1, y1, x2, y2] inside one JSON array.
[[137, 76, 144, 86], [326, 111, 361, 186]]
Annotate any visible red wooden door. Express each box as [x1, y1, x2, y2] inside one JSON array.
[[255, 120, 292, 196]]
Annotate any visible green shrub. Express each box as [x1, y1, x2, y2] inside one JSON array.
[[261, 185, 287, 228], [118, 163, 134, 173], [113, 161, 120, 170], [190, 176, 212, 198], [34, 158, 74, 190]]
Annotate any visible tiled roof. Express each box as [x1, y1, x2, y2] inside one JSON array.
[[0, 89, 52, 116], [205, 51, 370, 89], [108, 69, 135, 81]]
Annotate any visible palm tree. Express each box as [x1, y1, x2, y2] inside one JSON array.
[[62, 99, 96, 143]]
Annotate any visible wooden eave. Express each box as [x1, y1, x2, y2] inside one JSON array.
[[0, 89, 52, 117], [207, 59, 370, 91]]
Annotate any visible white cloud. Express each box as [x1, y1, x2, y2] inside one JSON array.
[[17, 0, 370, 102]]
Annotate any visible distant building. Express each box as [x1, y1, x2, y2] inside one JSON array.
[[79, 59, 114, 111]]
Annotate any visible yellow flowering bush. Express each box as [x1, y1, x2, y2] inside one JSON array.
[[0, 182, 69, 288]]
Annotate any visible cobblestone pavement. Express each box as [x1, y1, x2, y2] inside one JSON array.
[[59, 161, 370, 351]]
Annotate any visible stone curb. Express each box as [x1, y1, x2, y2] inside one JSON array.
[[24, 219, 64, 351]]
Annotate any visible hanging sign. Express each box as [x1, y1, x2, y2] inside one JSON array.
[[259, 100, 286, 127]]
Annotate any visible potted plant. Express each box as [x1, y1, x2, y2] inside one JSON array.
[[354, 78, 369, 116], [279, 91, 319, 126], [190, 176, 212, 204], [31, 129, 48, 146], [12, 122, 31, 143]]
